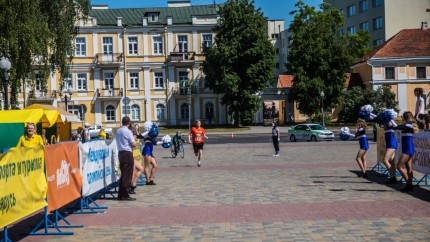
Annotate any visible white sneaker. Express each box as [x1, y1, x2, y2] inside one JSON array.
[[275, 154, 279, 157], [197, 161, 201, 167]]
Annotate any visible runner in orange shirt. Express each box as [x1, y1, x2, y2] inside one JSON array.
[[188, 119, 208, 167]]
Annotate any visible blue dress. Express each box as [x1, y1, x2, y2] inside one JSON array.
[[384, 129, 398, 149], [395, 122, 415, 156], [355, 127, 369, 151], [141, 141, 154, 157]]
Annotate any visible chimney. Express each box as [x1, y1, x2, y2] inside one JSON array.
[[117, 17, 122, 27], [167, 16, 173, 26], [142, 17, 148, 26], [422, 22, 428, 30]]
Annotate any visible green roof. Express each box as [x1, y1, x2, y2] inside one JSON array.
[[89, 4, 220, 27]]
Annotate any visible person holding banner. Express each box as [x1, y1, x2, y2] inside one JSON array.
[[394, 111, 419, 192], [115, 117, 138, 201], [16, 122, 44, 147]]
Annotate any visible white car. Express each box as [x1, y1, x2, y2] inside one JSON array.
[[287, 123, 334, 142]]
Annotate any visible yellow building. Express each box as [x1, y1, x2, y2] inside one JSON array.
[[21, 1, 226, 129]]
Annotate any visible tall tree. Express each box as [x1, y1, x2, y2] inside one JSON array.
[[0, 0, 89, 109], [203, 0, 275, 127], [286, 1, 353, 117]]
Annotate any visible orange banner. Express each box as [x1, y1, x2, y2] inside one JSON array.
[[45, 142, 82, 212]]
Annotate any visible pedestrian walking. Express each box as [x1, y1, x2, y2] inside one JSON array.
[[395, 111, 418, 192], [115, 116, 137, 201], [271, 122, 280, 156], [188, 119, 208, 167]]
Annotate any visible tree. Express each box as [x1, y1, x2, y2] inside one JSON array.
[[338, 85, 399, 123], [347, 29, 372, 61], [0, 0, 89, 109], [286, 1, 354, 117], [203, 0, 275, 127]]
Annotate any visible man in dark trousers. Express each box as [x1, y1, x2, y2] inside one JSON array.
[[115, 116, 137, 201]]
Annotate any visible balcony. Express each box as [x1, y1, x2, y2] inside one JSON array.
[[27, 90, 57, 104], [169, 52, 195, 66], [95, 53, 123, 66], [96, 88, 123, 100]]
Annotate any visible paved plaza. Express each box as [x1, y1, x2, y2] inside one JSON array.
[[7, 127, 430, 241]]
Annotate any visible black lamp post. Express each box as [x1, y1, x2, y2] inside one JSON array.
[[0, 58, 12, 110], [143, 96, 148, 121], [186, 68, 192, 130], [62, 85, 74, 112]]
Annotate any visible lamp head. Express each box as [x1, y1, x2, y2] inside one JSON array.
[[0, 57, 11, 70], [320, 91, 325, 97]]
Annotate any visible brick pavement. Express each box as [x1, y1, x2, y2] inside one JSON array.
[[4, 136, 430, 242]]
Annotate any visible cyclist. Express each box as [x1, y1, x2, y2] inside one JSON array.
[[172, 130, 185, 156]]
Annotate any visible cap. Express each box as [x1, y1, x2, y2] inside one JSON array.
[[84, 122, 91, 127]]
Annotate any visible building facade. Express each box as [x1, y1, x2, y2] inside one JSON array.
[[324, 0, 430, 46], [20, 1, 227, 129]]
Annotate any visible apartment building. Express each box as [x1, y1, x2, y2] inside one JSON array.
[[324, 0, 430, 46], [268, 20, 286, 76], [22, 1, 226, 129]]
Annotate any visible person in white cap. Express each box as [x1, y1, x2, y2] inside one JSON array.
[[83, 123, 91, 142]]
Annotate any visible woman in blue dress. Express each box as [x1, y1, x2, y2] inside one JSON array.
[[351, 119, 369, 178], [395, 111, 418, 192], [382, 119, 398, 184]]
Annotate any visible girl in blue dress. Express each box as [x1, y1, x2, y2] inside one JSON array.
[[395, 111, 418, 192], [382, 119, 398, 184], [352, 119, 369, 178]]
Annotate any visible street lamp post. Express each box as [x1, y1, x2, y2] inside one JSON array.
[[0, 58, 12, 110], [143, 96, 148, 121], [186, 68, 192, 131], [63, 85, 74, 112], [320, 91, 325, 127]]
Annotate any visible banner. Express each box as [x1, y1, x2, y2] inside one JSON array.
[[0, 146, 47, 228], [45, 142, 82, 212], [376, 127, 386, 163], [411, 131, 430, 175], [79, 139, 118, 197]]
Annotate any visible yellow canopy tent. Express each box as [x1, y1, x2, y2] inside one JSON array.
[[0, 109, 60, 151], [25, 104, 79, 142]]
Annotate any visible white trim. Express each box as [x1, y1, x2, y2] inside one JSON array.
[[127, 35, 139, 56]]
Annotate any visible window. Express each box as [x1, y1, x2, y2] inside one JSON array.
[[205, 102, 214, 119], [202, 34, 213, 49], [63, 74, 73, 89], [75, 37, 86, 56], [373, 17, 383, 30], [180, 103, 189, 119], [347, 26, 357, 35], [128, 37, 138, 55], [178, 71, 189, 95], [156, 103, 165, 120], [275, 63, 280, 69], [271, 33, 279, 39], [68, 105, 83, 120], [106, 105, 115, 121], [35, 73, 43, 91], [77, 73, 87, 90], [130, 104, 140, 121], [359, 0, 368, 13], [417, 67, 426, 79], [340, 9, 345, 16], [148, 13, 159, 22], [153, 36, 163, 55], [104, 72, 115, 89], [154, 72, 164, 88], [385, 67, 395, 79], [177, 35, 188, 53], [102, 37, 113, 54], [359, 21, 369, 31], [347, 5, 356, 17], [372, 0, 382, 7], [373, 38, 384, 46], [129, 72, 139, 89]]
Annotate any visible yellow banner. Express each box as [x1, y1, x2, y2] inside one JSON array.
[[0, 145, 47, 228]]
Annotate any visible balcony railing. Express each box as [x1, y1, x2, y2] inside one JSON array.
[[28, 90, 58, 99], [96, 88, 123, 98], [169, 52, 195, 62], [95, 53, 123, 65]]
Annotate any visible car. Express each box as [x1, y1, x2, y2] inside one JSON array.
[[88, 124, 113, 139], [287, 123, 334, 142]]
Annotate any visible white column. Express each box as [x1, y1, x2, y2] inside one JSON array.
[[92, 33, 98, 56], [167, 30, 173, 53], [143, 30, 148, 62], [94, 68, 102, 124], [118, 33, 123, 54], [143, 66, 151, 121], [192, 30, 198, 53]]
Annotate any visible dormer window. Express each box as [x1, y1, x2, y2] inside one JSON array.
[[148, 13, 159, 23]]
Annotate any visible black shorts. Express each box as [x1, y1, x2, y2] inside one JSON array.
[[192, 143, 204, 154]]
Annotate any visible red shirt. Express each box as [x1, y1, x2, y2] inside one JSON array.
[[189, 127, 205, 144]]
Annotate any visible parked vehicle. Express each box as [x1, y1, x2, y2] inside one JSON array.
[[287, 123, 334, 142], [88, 125, 113, 139]]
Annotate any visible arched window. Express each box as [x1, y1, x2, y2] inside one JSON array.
[[106, 105, 115, 121], [130, 104, 140, 121], [180, 103, 189, 119], [156, 103, 165, 120]]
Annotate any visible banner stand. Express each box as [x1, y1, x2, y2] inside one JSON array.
[[24, 207, 73, 236], [137, 174, 147, 186], [371, 163, 387, 174], [416, 175, 430, 186], [96, 182, 118, 200], [50, 210, 83, 228], [68, 196, 107, 214], [1, 227, 12, 242]]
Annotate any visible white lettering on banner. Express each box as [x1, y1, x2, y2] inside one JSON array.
[[56, 160, 70, 187]]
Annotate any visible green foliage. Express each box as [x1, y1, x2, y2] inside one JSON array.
[[338, 85, 399, 123], [306, 114, 332, 125], [287, 1, 371, 118], [203, 0, 276, 127], [0, 0, 89, 109]]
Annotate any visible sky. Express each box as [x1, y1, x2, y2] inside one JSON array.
[[90, 0, 323, 28]]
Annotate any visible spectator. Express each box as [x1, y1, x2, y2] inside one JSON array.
[[98, 126, 107, 139], [271, 122, 280, 157], [16, 122, 44, 147], [414, 88, 425, 129], [115, 117, 137, 201], [83, 123, 91, 142]]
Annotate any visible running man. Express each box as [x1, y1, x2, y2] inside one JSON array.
[[188, 120, 208, 167]]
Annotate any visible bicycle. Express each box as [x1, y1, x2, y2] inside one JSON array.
[[171, 141, 185, 159]]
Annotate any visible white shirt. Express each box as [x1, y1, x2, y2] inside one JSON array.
[[115, 126, 134, 152], [416, 96, 424, 116]]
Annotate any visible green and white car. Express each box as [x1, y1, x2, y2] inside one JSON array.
[[287, 123, 334, 142]]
